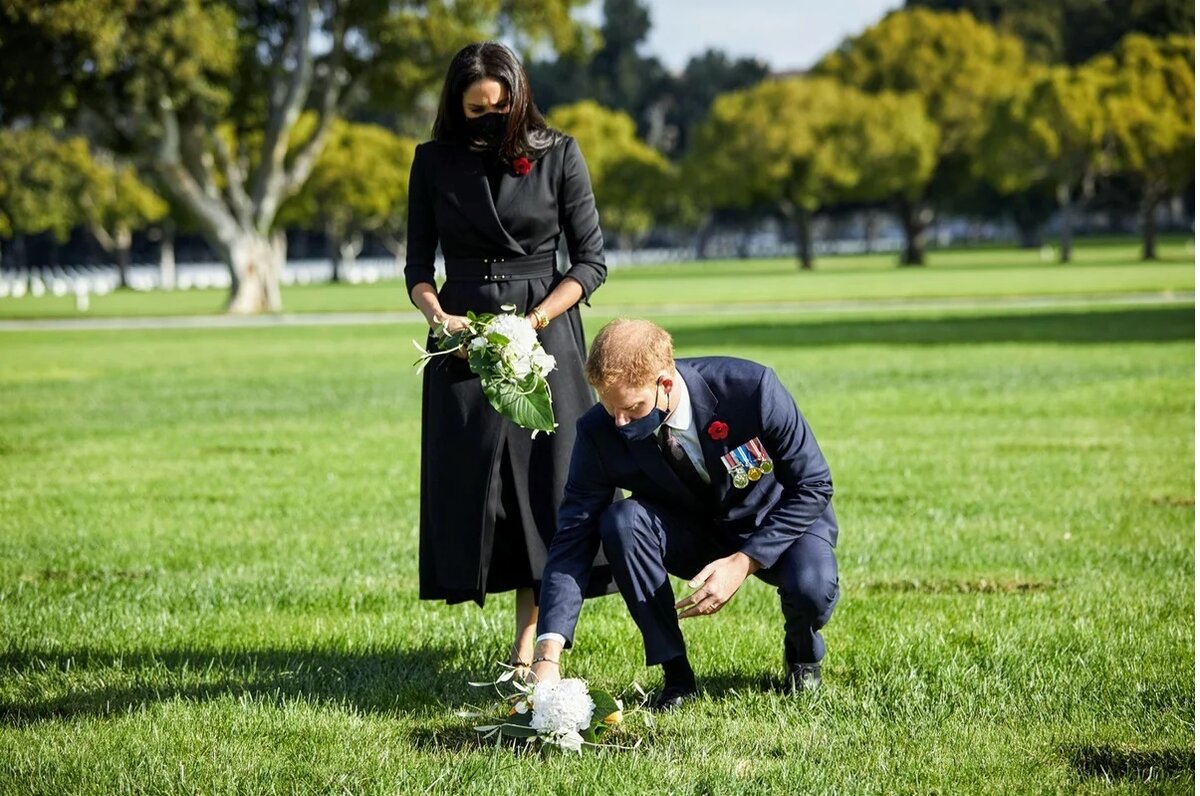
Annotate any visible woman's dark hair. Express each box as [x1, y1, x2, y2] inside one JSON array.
[[432, 41, 560, 159]]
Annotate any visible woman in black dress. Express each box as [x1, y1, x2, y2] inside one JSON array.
[[405, 42, 613, 670]]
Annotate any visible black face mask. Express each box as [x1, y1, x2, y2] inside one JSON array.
[[465, 112, 509, 147], [616, 379, 671, 443]]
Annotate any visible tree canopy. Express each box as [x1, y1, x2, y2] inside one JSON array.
[[0, 0, 591, 311], [687, 76, 937, 269], [547, 100, 673, 246], [905, 0, 1195, 64]]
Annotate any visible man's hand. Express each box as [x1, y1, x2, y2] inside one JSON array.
[[528, 638, 564, 685], [675, 552, 761, 619]]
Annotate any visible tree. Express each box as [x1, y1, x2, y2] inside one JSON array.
[[278, 119, 415, 282], [905, 0, 1194, 64], [74, 152, 169, 287], [0, 129, 82, 269], [1092, 34, 1193, 260], [0, 0, 591, 313], [815, 8, 1027, 264], [664, 49, 770, 156], [528, 0, 671, 142], [546, 100, 673, 248], [977, 64, 1109, 261], [686, 77, 937, 269]]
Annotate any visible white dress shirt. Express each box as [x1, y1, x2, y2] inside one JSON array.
[[536, 369, 706, 649]]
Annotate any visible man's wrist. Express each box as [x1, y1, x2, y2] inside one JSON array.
[[733, 551, 762, 575]]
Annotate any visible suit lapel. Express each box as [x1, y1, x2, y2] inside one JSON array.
[[493, 158, 524, 221], [447, 148, 526, 255], [678, 362, 734, 506]]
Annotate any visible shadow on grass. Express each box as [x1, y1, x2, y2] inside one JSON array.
[[1064, 742, 1195, 783], [0, 646, 463, 727], [665, 307, 1193, 349]]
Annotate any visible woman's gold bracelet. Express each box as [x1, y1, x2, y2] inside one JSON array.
[[530, 307, 550, 330]]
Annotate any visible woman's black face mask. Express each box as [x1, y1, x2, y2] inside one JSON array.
[[465, 112, 509, 147]]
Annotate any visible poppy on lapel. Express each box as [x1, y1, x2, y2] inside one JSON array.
[[707, 420, 729, 441]]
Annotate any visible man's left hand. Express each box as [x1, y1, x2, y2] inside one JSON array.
[[675, 552, 762, 619]]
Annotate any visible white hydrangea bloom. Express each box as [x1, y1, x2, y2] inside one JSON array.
[[506, 349, 533, 378], [531, 349, 556, 376], [487, 314, 538, 349], [529, 679, 596, 735]]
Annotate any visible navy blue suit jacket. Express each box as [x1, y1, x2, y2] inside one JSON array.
[[538, 356, 838, 646]]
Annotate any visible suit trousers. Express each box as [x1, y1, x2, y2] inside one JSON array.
[[597, 497, 840, 666]]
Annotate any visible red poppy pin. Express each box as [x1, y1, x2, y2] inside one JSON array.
[[707, 421, 729, 441], [513, 156, 533, 176]]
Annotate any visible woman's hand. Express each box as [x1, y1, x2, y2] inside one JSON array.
[[431, 313, 471, 358], [431, 313, 470, 334]]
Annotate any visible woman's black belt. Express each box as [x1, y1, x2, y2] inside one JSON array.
[[443, 251, 558, 283]]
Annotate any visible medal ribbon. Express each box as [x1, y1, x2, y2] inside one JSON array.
[[733, 445, 755, 470]]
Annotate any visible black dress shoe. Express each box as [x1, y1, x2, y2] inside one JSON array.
[[787, 663, 822, 693], [652, 683, 699, 712]]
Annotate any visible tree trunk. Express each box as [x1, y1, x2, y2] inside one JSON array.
[[12, 235, 27, 269], [795, 208, 814, 270], [1056, 182, 1074, 264], [160, 219, 176, 290], [340, 233, 362, 275], [896, 199, 931, 266], [327, 221, 343, 284], [695, 213, 716, 260], [1140, 192, 1159, 261], [116, 225, 132, 289], [225, 231, 286, 313]]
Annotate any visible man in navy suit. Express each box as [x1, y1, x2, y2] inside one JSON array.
[[529, 319, 840, 709]]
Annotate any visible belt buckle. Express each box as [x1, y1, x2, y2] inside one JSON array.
[[482, 256, 508, 281]]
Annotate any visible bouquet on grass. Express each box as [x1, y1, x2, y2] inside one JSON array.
[[413, 304, 557, 434], [458, 666, 646, 753]]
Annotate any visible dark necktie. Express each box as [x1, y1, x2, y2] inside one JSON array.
[[657, 425, 710, 501]]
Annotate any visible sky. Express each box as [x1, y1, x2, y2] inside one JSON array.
[[579, 0, 903, 73]]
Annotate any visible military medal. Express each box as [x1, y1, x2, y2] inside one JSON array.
[[721, 452, 749, 488], [734, 446, 762, 481], [748, 438, 774, 474]]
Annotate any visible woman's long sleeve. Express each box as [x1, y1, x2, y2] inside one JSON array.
[[558, 137, 607, 304], [405, 144, 439, 302]]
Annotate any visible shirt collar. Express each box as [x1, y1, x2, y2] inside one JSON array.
[[664, 369, 693, 432]]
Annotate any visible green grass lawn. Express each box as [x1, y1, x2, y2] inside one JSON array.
[[0, 236, 1192, 319], [0, 295, 1192, 792]]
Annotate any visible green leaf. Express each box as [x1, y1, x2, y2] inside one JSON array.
[[505, 710, 534, 727], [486, 332, 510, 347], [482, 377, 555, 433]]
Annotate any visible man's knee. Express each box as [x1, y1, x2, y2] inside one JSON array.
[[778, 543, 839, 623], [597, 499, 654, 550]]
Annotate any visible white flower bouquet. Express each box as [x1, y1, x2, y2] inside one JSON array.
[[460, 666, 644, 753], [414, 304, 557, 434]]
